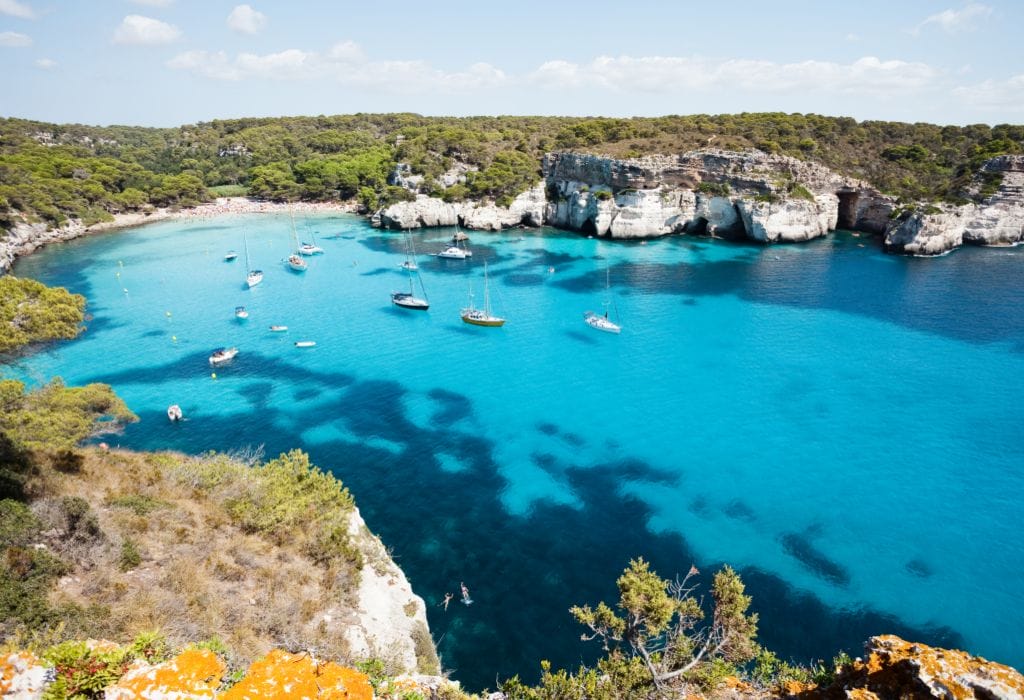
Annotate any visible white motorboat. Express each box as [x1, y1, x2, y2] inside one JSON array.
[[224, 251, 238, 261], [167, 404, 183, 421], [269, 325, 288, 332], [294, 340, 316, 348], [235, 306, 249, 319], [208, 347, 239, 365], [436, 246, 469, 259]]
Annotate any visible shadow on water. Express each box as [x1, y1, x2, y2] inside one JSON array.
[[112, 359, 965, 690], [547, 244, 1024, 349]]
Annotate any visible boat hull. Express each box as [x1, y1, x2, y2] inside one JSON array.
[[461, 313, 505, 327], [246, 272, 263, 288], [584, 312, 621, 334], [393, 298, 429, 310]]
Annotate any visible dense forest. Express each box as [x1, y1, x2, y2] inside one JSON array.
[[1, 113, 1022, 230]]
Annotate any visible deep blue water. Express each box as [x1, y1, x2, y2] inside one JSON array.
[[7, 214, 1024, 688]]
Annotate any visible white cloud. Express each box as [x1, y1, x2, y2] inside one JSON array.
[[168, 41, 508, 93], [951, 74, 1024, 112], [34, 57, 56, 68], [113, 14, 181, 45], [527, 55, 936, 95], [227, 4, 266, 35], [913, 3, 991, 34], [0, 0, 34, 19], [129, 0, 174, 6], [0, 30, 31, 46]]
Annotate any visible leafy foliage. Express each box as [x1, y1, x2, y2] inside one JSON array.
[[0, 378, 137, 453], [42, 632, 169, 699], [571, 559, 758, 691], [0, 277, 85, 354], [2, 113, 1020, 227]]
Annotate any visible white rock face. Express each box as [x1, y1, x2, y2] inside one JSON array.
[[608, 189, 695, 238], [379, 196, 463, 229], [1, 220, 87, 273], [379, 184, 546, 231], [737, 194, 839, 243], [884, 208, 970, 256], [694, 195, 743, 237], [343, 507, 436, 673]]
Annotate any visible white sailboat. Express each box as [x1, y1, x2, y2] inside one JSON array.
[[299, 221, 324, 255], [461, 261, 504, 327], [287, 206, 308, 271], [400, 233, 419, 271], [584, 266, 621, 334], [244, 234, 263, 288], [392, 241, 429, 310]]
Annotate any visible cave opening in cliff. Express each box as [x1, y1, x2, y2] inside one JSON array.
[[688, 217, 709, 236], [837, 191, 859, 230], [580, 217, 598, 237]]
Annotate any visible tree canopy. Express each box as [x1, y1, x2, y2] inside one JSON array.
[[1, 113, 1021, 228], [0, 277, 85, 354]]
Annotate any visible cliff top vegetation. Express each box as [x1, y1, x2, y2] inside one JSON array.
[[1, 113, 1022, 229]]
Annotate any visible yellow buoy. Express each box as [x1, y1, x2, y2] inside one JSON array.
[[211, 372, 217, 380], [171, 335, 177, 342], [165, 311, 172, 317]]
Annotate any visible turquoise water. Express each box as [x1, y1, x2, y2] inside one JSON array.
[[8, 213, 1024, 687]]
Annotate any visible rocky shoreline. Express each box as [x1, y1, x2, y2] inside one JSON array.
[[374, 149, 1024, 257], [0, 198, 359, 274]]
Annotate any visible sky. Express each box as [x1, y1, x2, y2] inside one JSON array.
[[0, 0, 1022, 127]]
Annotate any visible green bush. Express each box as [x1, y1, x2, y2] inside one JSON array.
[[0, 277, 85, 354], [119, 539, 141, 571]]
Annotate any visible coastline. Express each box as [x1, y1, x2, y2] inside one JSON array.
[[1, 197, 362, 274]]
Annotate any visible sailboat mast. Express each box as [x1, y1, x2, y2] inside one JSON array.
[[483, 262, 491, 315], [244, 234, 251, 273]]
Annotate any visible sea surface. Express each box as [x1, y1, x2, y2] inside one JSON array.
[[8, 213, 1024, 688]]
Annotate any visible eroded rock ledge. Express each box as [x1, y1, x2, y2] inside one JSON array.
[[376, 150, 1024, 257]]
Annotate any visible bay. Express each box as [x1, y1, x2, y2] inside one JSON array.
[[8, 212, 1024, 689]]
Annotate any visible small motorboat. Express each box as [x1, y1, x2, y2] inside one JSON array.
[[208, 347, 239, 365], [299, 242, 324, 255], [294, 340, 316, 348], [583, 311, 621, 334], [167, 404, 183, 422], [400, 260, 418, 271], [391, 291, 429, 310], [436, 246, 470, 259], [235, 306, 249, 319], [224, 251, 238, 261], [269, 325, 288, 332]]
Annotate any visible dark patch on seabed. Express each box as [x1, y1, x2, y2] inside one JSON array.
[[780, 532, 851, 587], [548, 246, 1024, 349], [111, 360, 966, 692]]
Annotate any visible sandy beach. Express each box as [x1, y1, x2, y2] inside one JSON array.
[[90, 197, 363, 232]]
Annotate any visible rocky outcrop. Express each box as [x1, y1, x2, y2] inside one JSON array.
[[344, 507, 439, 674], [884, 156, 1024, 256], [377, 184, 545, 231], [808, 635, 1024, 699], [542, 150, 890, 244]]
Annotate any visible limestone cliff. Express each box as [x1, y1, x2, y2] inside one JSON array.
[[884, 155, 1024, 255], [376, 150, 1024, 257]]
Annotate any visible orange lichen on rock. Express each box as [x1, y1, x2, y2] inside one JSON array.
[[807, 635, 1024, 700], [107, 648, 225, 699], [220, 650, 372, 700], [779, 679, 817, 696], [0, 651, 50, 697]]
